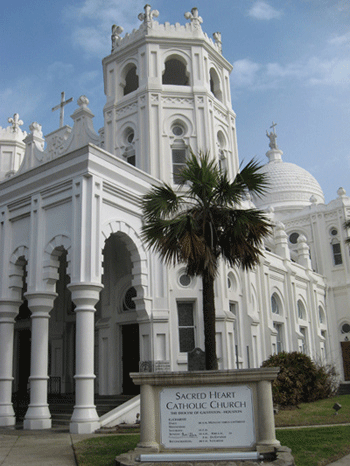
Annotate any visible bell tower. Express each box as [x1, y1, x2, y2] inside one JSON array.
[[102, 5, 239, 183]]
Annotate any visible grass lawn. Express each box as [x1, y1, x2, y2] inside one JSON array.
[[74, 395, 350, 466], [276, 425, 350, 466], [74, 434, 139, 466], [275, 394, 350, 427]]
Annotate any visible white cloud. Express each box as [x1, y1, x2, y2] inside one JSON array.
[[65, 0, 145, 55], [248, 1, 282, 20], [328, 32, 350, 47], [231, 59, 261, 87], [231, 53, 350, 91]]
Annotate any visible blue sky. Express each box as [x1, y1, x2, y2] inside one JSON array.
[[1, 0, 350, 202]]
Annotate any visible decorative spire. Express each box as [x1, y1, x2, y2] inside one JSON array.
[[266, 121, 278, 150], [8, 113, 23, 133], [111, 24, 123, 51], [213, 32, 222, 54], [138, 4, 159, 28], [52, 91, 73, 128], [184, 7, 203, 28]]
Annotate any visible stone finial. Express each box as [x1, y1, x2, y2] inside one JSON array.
[[138, 4, 159, 28], [29, 122, 43, 138], [77, 95, 89, 108], [337, 187, 346, 197], [184, 7, 203, 28], [213, 32, 222, 53], [8, 113, 23, 133], [266, 122, 278, 150], [111, 24, 123, 51]]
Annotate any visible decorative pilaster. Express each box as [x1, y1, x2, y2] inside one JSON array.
[[0, 300, 21, 426], [23, 292, 57, 430], [68, 282, 102, 434]]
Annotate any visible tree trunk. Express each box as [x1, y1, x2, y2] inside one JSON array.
[[202, 269, 218, 370]]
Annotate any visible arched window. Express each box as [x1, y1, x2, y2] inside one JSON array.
[[210, 68, 222, 101], [319, 306, 325, 324], [122, 128, 136, 166], [123, 65, 139, 96], [297, 300, 306, 320], [170, 121, 188, 184], [162, 58, 189, 85], [217, 130, 227, 171], [271, 294, 280, 314]]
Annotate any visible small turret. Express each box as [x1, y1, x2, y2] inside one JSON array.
[[0, 113, 27, 180]]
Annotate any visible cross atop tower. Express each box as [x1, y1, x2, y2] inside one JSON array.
[[52, 92, 73, 128]]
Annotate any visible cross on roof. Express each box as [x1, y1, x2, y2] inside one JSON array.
[[52, 92, 73, 128], [270, 121, 277, 134]]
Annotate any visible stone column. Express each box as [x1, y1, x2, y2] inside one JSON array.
[[68, 283, 102, 434], [0, 300, 21, 426], [23, 292, 57, 430], [138, 383, 159, 450], [257, 379, 280, 447]]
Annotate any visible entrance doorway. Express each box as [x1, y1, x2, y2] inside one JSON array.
[[341, 341, 350, 381], [122, 324, 140, 395]]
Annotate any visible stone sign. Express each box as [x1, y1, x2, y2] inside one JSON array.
[[160, 384, 255, 449]]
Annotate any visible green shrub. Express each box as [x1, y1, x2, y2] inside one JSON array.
[[261, 352, 338, 407]]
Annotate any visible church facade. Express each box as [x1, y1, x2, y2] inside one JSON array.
[[0, 6, 349, 434]]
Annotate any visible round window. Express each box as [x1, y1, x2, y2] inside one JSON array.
[[123, 287, 136, 311], [289, 232, 299, 244], [172, 125, 184, 137], [126, 130, 134, 144], [341, 323, 350, 334], [179, 274, 191, 287], [330, 228, 338, 236]]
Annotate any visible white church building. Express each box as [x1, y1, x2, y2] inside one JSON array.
[[0, 5, 349, 434]]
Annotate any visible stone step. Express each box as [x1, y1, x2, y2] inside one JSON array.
[[13, 394, 133, 426]]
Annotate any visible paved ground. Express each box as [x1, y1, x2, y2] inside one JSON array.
[[0, 427, 95, 466], [0, 427, 349, 465]]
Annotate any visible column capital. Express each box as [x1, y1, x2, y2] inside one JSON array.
[[68, 282, 103, 310], [24, 291, 57, 317], [0, 300, 21, 321]]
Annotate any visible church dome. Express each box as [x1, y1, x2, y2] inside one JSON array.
[[254, 130, 325, 214]]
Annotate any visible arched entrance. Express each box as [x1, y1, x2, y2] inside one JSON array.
[[98, 232, 142, 395]]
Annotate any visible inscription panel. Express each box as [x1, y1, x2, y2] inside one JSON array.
[[160, 385, 255, 449]]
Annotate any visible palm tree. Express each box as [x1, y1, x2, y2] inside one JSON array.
[[141, 152, 271, 370]]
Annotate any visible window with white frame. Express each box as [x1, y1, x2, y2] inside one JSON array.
[[297, 300, 306, 320], [177, 302, 195, 353], [123, 128, 136, 166], [271, 294, 280, 314], [299, 327, 307, 354], [273, 322, 284, 354]]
